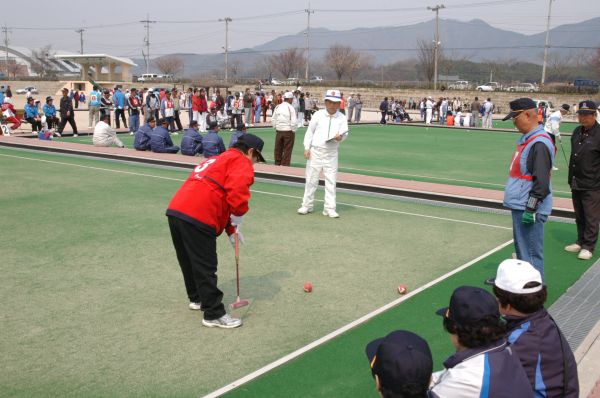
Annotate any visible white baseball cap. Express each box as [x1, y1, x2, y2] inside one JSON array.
[[494, 259, 543, 294], [283, 91, 293, 99], [324, 89, 342, 102]]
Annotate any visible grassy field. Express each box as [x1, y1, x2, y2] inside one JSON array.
[[60, 123, 574, 197]]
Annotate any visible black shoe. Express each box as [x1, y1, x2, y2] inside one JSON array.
[[484, 277, 495, 286]]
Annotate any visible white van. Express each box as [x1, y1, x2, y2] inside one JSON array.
[[137, 73, 158, 82]]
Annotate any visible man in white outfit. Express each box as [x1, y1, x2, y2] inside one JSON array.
[[482, 98, 494, 129], [544, 103, 570, 170], [425, 96, 434, 125], [93, 114, 124, 148], [298, 89, 349, 218]]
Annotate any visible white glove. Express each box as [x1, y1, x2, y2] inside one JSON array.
[[230, 215, 244, 227], [229, 231, 245, 247]]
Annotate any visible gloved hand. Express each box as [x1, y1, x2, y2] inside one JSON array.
[[229, 231, 245, 248], [522, 211, 536, 225], [230, 215, 244, 228]]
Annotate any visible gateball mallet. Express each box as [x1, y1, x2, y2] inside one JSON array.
[[558, 138, 569, 167], [230, 232, 250, 310]]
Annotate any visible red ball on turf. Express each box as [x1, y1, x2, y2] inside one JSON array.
[[398, 284, 408, 295], [303, 282, 313, 293]]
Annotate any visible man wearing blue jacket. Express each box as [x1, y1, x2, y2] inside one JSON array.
[[201, 120, 225, 158], [228, 124, 246, 148], [134, 117, 155, 151], [490, 259, 579, 398], [150, 119, 179, 153], [112, 87, 127, 130], [502, 98, 554, 278], [180, 120, 203, 156], [430, 286, 533, 398]]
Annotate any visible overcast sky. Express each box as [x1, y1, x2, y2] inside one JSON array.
[[3, 0, 599, 59]]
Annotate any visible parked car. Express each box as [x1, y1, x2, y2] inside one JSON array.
[[533, 99, 554, 112], [507, 83, 539, 93], [16, 86, 39, 94], [476, 82, 500, 92], [448, 80, 470, 90], [137, 73, 158, 82], [270, 79, 284, 86], [286, 77, 299, 85], [309, 76, 324, 83]]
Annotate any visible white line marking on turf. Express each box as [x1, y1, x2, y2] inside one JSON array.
[[0, 152, 510, 230], [200, 239, 514, 398]]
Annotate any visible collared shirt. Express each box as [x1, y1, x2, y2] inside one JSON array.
[[569, 121, 600, 190], [303, 109, 349, 150], [272, 101, 297, 132]]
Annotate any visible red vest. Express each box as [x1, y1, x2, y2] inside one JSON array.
[[509, 133, 553, 180]]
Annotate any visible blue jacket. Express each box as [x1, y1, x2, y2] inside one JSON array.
[[113, 90, 125, 108], [43, 104, 56, 117], [506, 310, 578, 398], [150, 126, 176, 153], [503, 126, 554, 215], [134, 124, 153, 151], [430, 339, 533, 398], [228, 131, 244, 148], [202, 130, 225, 158], [89, 90, 101, 106], [24, 104, 39, 118], [181, 128, 203, 156]]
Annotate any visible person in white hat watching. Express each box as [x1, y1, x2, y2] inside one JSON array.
[[271, 91, 298, 166], [489, 259, 579, 398], [425, 96, 434, 125], [297, 89, 348, 218]]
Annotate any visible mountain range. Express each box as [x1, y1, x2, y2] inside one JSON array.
[[131, 17, 600, 78]]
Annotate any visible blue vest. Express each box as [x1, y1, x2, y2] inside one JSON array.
[[503, 126, 555, 215], [89, 90, 101, 106]]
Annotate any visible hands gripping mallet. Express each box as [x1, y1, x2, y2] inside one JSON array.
[[230, 221, 250, 310]]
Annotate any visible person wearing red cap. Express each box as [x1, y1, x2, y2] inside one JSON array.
[[166, 134, 266, 329]]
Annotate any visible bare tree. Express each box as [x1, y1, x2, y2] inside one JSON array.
[[589, 48, 600, 80], [153, 56, 184, 76], [325, 44, 365, 81], [30, 45, 57, 78], [230, 60, 242, 78], [268, 48, 305, 79], [416, 39, 436, 82]]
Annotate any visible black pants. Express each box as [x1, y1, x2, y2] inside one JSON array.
[[46, 116, 59, 129], [168, 216, 225, 320], [174, 110, 183, 131], [572, 189, 600, 251], [26, 117, 42, 132], [58, 114, 78, 134], [380, 111, 387, 124], [115, 109, 127, 129]]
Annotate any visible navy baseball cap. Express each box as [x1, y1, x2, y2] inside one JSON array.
[[436, 286, 500, 324], [560, 104, 570, 112], [366, 330, 433, 394], [503, 98, 537, 121], [238, 133, 266, 163], [577, 100, 598, 114]]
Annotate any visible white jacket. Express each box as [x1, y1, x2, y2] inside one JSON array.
[[272, 101, 297, 132], [303, 109, 348, 151], [93, 121, 123, 147]]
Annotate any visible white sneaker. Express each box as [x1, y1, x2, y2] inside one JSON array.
[[202, 314, 242, 329], [552, 166, 559, 171], [188, 302, 202, 311], [129, 132, 134, 135], [578, 249, 593, 260], [297, 206, 313, 215], [322, 210, 340, 218], [54, 132, 62, 138], [73, 134, 78, 137], [565, 243, 582, 253], [229, 128, 234, 132], [171, 132, 179, 135]]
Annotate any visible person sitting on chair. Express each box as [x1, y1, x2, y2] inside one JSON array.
[[43, 97, 59, 131], [24, 97, 42, 133]]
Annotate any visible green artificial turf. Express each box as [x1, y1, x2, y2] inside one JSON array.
[[60, 123, 574, 197], [493, 119, 579, 133]]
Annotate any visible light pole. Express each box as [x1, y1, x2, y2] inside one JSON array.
[[140, 15, 156, 74], [427, 4, 445, 90], [219, 17, 232, 84], [541, 0, 554, 86], [75, 28, 85, 54], [304, 4, 313, 81]]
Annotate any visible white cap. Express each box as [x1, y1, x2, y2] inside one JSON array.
[[324, 89, 342, 102], [283, 91, 293, 99], [494, 259, 543, 294]]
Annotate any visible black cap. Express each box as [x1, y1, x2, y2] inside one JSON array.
[[436, 286, 500, 325], [158, 118, 168, 125], [45, 96, 53, 102], [577, 100, 598, 114], [238, 133, 266, 163], [189, 120, 199, 127], [365, 330, 433, 394], [207, 120, 219, 130], [560, 104, 570, 112], [502, 98, 536, 121], [236, 124, 247, 132]]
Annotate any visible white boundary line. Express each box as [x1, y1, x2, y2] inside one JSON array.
[[0, 152, 512, 231], [201, 239, 514, 398]]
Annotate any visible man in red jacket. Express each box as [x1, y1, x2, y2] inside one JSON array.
[[166, 134, 266, 329]]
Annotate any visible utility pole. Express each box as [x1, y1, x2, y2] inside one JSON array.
[[304, 4, 314, 81], [427, 4, 445, 90], [219, 17, 232, 84], [140, 15, 156, 74], [541, 0, 554, 86], [2, 25, 9, 79], [75, 28, 85, 54]]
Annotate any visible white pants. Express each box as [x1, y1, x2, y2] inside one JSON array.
[[193, 111, 207, 132], [482, 113, 493, 129], [425, 109, 432, 124], [297, 112, 304, 127], [301, 147, 338, 211]]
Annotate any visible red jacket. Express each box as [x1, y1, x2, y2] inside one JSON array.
[[166, 149, 254, 236], [192, 95, 208, 112]]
